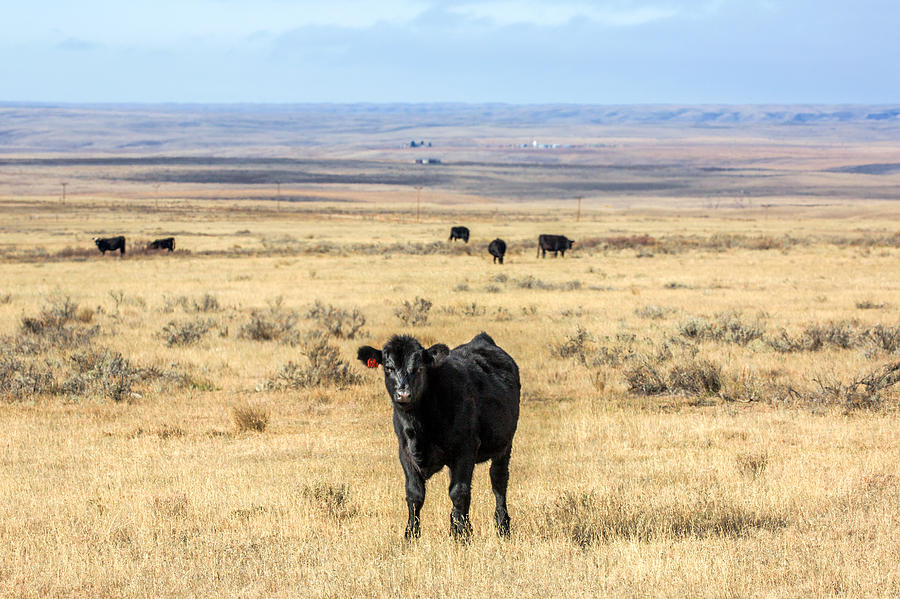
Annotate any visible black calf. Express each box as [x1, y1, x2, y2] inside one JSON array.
[[148, 237, 175, 251], [488, 238, 506, 264], [93, 236, 126, 255], [449, 226, 470, 243], [358, 332, 520, 538]]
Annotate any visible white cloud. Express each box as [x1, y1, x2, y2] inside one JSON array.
[[445, 1, 677, 27], [0, 0, 427, 44]]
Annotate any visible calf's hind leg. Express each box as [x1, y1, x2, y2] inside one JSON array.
[[489, 449, 512, 536], [448, 458, 474, 538]]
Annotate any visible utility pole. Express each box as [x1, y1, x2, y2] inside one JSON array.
[[60, 182, 67, 204], [154, 184, 160, 211], [415, 186, 422, 223], [276, 182, 281, 212], [576, 196, 582, 221]]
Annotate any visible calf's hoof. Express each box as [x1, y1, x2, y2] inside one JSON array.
[[495, 512, 511, 537], [450, 512, 473, 540]]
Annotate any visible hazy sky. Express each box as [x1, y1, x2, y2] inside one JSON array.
[[1, 0, 897, 104]]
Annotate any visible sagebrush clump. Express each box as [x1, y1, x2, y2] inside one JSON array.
[[394, 297, 432, 327], [306, 300, 366, 339], [267, 337, 362, 389], [239, 297, 301, 344]]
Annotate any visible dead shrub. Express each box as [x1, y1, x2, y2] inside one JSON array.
[[299, 482, 357, 521], [635, 304, 675, 320], [108, 290, 146, 311], [231, 403, 270, 432], [161, 295, 192, 313], [239, 297, 301, 344], [545, 489, 786, 547], [152, 492, 190, 519], [306, 300, 366, 339], [62, 349, 139, 402], [623, 346, 721, 397], [20, 295, 78, 334], [0, 351, 57, 399], [550, 326, 595, 364], [803, 320, 856, 350], [461, 302, 486, 317], [267, 337, 362, 389], [516, 276, 554, 290], [140, 361, 214, 392], [736, 451, 769, 479], [160, 318, 215, 346], [718, 367, 783, 403], [667, 358, 723, 395], [678, 311, 764, 345], [156, 424, 186, 439], [769, 320, 854, 353], [856, 299, 887, 310], [394, 297, 432, 327], [516, 276, 582, 291], [192, 293, 221, 313], [53, 246, 98, 260], [768, 321, 900, 355], [806, 360, 900, 412], [858, 324, 900, 355], [624, 358, 669, 395], [74, 307, 94, 323], [492, 307, 512, 321], [604, 234, 657, 250]]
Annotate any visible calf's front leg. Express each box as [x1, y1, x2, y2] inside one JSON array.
[[400, 451, 425, 539]]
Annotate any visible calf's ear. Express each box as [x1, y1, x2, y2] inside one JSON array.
[[357, 346, 383, 368]]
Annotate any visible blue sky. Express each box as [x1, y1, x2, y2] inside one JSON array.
[[1, 0, 897, 104]]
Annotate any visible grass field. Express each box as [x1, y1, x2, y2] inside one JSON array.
[[1, 107, 900, 596], [1, 191, 898, 598]]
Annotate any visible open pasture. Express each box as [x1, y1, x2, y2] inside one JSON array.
[[0, 190, 899, 597], [1, 104, 900, 597]]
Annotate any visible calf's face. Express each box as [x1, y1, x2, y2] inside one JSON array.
[[358, 337, 434, 406]]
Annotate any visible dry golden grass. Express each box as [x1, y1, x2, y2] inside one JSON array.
[[0, 192, 899, 598]]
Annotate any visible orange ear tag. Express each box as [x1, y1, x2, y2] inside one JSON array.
[[367, 358, 379, 368]]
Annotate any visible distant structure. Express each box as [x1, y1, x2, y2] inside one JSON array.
[[523, 139, 561, 149], [414, 158, 441, 164]]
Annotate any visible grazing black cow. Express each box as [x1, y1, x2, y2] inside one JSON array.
[[449, 226, 470, 243], [93, 236, 126, 255], [148, 237, 175, 252], [537, 234, 575, 258], [488, 238, 507, 264], [357, 332, 520, 539]]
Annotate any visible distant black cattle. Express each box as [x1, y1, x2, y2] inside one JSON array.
[[93, 236, 126, 255], [449, 226, 470, 243], [148, 237, 175, 252], [358, 332, 520, 539], [537, 234, 575, 258], [488, 238, 507, 264]]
